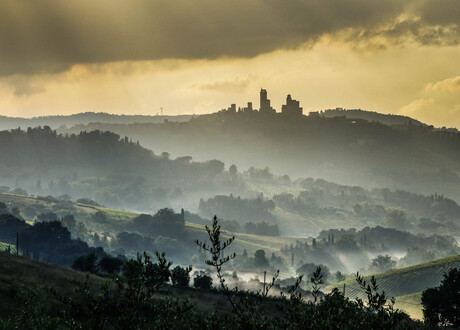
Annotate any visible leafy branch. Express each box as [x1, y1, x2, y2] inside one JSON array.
[[195, 215, 279, 327], [356, 273, 390, 310]]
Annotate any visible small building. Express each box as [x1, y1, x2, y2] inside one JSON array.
[[281, 94, 303, 116], [240, 102, 254, 113]]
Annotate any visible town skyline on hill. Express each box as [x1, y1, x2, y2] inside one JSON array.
[[1, 1, 459, 128]]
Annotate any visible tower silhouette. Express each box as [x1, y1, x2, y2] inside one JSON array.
[[259, 89, 275, 114]]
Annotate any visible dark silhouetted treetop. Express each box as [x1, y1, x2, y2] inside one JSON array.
[[422, 267, 460, 328], [171, 265, 192, 287], [0, 213, 29, 244], [130, 208, 185, 238]]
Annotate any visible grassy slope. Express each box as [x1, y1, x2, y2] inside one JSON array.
[[327, 254, 460, 320], [0, 253, 102, 317], [0, 242, 19, 255], [0, 193, 300, 254], [246, 182, 364, 235], [0, 252, 285, 321], [76, 205, 303, 254], [394, 292, 423, 320], [328, 254, 460, 297]]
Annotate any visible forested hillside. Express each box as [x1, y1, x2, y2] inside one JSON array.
[[0, 127, 240, 210], [61, 110, 460, 202]]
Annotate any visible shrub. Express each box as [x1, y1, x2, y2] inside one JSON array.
[[76, 198, 100, 206], [98, 255, 124, 274], [72, 252, 98, 273], [171, 265, 192, 287], [369, 255, 397, 273], [422, 267, 460, 327], [193, 272, 213, 290]]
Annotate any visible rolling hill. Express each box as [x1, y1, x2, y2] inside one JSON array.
[[0, 193, 301, 256], [321, 109, 427, 127], [0, 112, 193, 131], [0, 126, 245, 211], [59, 109, 460, 203], [0, 252, 102, 317], [328, 254, 460, 320]]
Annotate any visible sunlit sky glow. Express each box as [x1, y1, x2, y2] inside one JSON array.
[[1, 0, 459, 127]]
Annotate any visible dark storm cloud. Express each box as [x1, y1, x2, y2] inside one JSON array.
[[0, 0, 457, 76], [417, 0, 460, 25]]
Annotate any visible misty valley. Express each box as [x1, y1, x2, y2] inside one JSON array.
[[0, 107, 460, 328]]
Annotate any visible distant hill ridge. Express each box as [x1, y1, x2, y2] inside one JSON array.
[[0, 112, 193, 130], [3, 108, 460, 203], [0, 108, 430, 131], [321, 108, 427, 127]]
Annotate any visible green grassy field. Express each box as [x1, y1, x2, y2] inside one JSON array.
[[186, 221, 305, 255], [327, 254, 460, 320], [394, 292, 423, 320], [328, 254, 460, 297], [0, 193, 302, 255], [81, 204, 138, 221]]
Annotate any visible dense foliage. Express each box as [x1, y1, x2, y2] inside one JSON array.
[[422, 267, 460, 328], [0, 127, 237, 210]]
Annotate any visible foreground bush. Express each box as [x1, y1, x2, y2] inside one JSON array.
[[422, 267, 460, 328]]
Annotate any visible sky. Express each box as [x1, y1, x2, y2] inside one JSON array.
[[0, 0, 459, 127]]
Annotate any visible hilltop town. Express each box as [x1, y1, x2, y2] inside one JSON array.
[[222, 89, 307, 117]]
